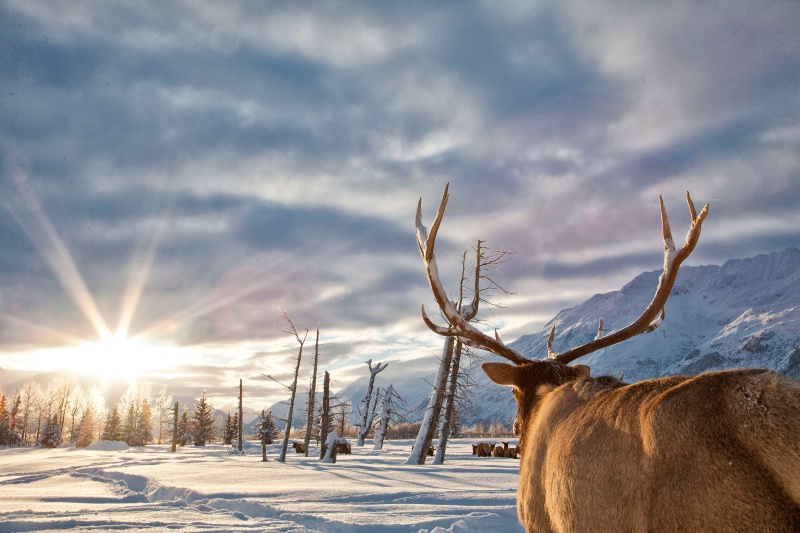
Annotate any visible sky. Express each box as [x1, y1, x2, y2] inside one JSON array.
[[1, 1, 799, 408]]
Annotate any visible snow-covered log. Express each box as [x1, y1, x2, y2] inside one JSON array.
[[321, 431, 340, 464]]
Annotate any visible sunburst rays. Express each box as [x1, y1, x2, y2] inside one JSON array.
[[1, 173, 276, 378]]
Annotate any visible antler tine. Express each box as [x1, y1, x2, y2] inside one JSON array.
[[551, 193, 708, 365], [417, 184, 529, 366], [547, 324, 558, 358], [595, 318, 604, 340]]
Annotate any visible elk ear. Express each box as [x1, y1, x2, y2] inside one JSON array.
[[573, 364, 591, 378], [482, 362, 521, 387]]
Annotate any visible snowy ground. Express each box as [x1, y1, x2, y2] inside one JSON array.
[[0, 439, 523, 533]]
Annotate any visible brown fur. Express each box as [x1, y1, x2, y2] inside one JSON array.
[[337, 441, 351, 454], [499, 441, 519, 458], [484, 360, 800, 533], [476, 442, 494, 457], [411, 444, 435, 456], [493, 443, 506, 457], [291, 441, 305, 454]]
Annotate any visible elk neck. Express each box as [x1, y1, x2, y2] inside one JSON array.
[[511, 360, 625, 454]]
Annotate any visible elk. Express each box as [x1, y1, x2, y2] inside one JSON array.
[[504, 443, 518, 459], [412, 444, 436, 456], [416, 184, 800, 533], [475, 442, 494, 457], [337, 441, 352, 455], [291, 441, 306, 454], [499, 441, 519, 459], [493, 442, 507, 457]]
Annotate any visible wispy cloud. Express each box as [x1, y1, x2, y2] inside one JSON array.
[[1, 1, 798, 407]]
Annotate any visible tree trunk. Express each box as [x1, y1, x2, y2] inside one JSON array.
[[362, 387, 380, 444], [434, 340, 463, 464], [238, 379, 243, 452], [372, 385, 394, 451], [278, 350, 302, 463], [321, 431, 339, 463], [170, 401, 178, 453], [357, 360, 388, 446], [261, 411, 268, 462], [303, 326, 320, 457], [408, 240, 492, 466], [276, 312, 308, 463], [319, 371, 331, 459], [405, 336, 454, 465]]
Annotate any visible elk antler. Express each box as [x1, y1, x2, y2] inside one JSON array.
[[416, 183, 529, 366], [550, 192, 709, 365], [418, 185, 708, 368]]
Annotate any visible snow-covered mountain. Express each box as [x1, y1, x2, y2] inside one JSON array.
[[513, 247, 800, 378]]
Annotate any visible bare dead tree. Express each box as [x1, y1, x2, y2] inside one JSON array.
[[257, 408, 271, 462], [318, 371, 331, 459], [170, 401, 178, 453], [407, 241, 483, 465], [356, 359, 388, 446], [406, 343, 453, 465], [268, 310, 308, 463], [369, 386, 381, 435], [237, 379, 243, 452], [432, 340, 463, 464], [372, 385, 395, 450], [331, 398, 352, 437], [435, 242, 514, 464], [303, 325, 320, 457], [51, 377, 77, 436]]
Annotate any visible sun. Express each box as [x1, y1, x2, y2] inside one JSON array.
[[71, 334, 169, 382], [15, 333, 187, 384]]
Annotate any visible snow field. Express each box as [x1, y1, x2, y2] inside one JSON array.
[[0, 439, 523, 532]]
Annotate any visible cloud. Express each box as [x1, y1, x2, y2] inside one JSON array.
[[1, 1, 799, 409]]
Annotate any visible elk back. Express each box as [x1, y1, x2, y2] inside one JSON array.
[[491, 366, 800, 532]]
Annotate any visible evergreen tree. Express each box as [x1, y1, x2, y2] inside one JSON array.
[[232, 412, 239, 443], [0, 394, 10, 446], [222, 410, 239, 445], [9, 394, 22, 446], [134, 399, 153, 446], [177, 405, 193, 446], [76, 408, 96, 448], [123, 402, 138, 446], [119, 398, 155, 447], [39, 413, 63, 448], [101, 405, 123, 441], [192, 390, 216, 446], [258, 410, 277, 445]]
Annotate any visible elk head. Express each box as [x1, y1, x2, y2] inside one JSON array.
[[416, 184, 708, 455]]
